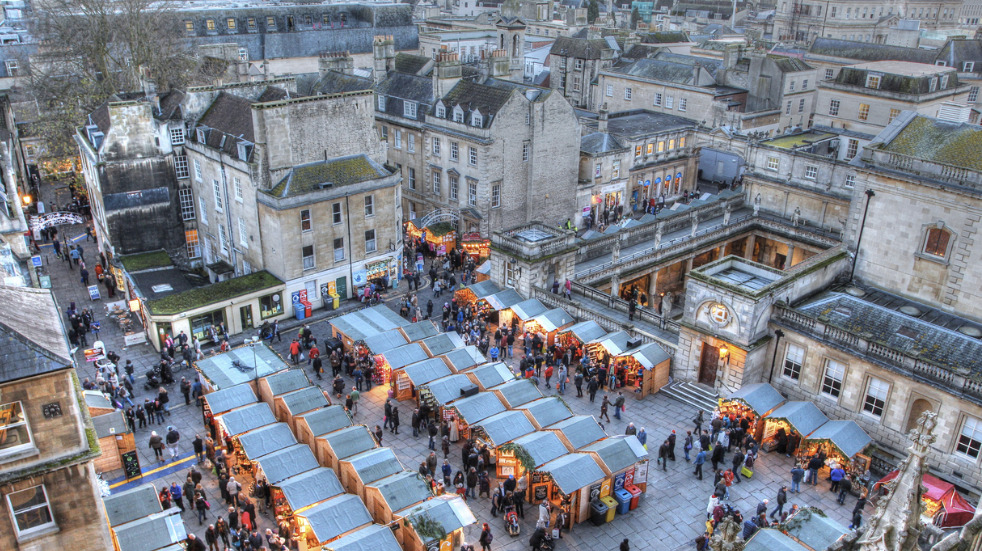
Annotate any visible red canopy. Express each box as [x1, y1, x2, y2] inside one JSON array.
[[873, 471, 976, 528]]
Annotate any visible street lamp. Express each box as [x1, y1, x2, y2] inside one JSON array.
[[245, 336, 260, 383], [767, 329, 785, 384]]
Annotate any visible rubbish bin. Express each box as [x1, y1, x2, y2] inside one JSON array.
[[613, 489, 631, 514], [600, 496, 618, 522], [330, 294, 340, 310], [590, 499, 608, 526], [625, 484, 642, 510], [294, 303, 306, 320]]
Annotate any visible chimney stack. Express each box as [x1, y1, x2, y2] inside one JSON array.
[[433, 48, 462, 99], [490, 49, 510, 78], [598, 104, 608, 133], [373, 35, 396, 84], [319, 51, 354, 77]]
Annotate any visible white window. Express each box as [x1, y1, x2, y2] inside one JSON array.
[[665, 95, 674, 109], [472, 112, 483, 127], [786, 100, 792, 115], [380, 126, 388, 142], [940, 75, 949, 89], [957, 416, 982, 459], [378, 95, 386, 111], [844, 174, 856, 188], [365, 229, 377, 253], [825, 68, 835, 79], [333, 238, 344, 262], [451, 142, 459, 161], [828, 99, 839, 116], [364, 196, 374, 217], [789, 80, 796, 92], [929, 77, 938, 92], [522, 142, 530, 162], [678, 98, 687, 111], [821, 359, 845, 398], [404, 101, 418, 118], [468, 180, 477, 206], [654, 93, 662, 106], [194, 159, 202, 181], [432, 137, 441, 155], [846, 138, 859, 160], [453, 107, 465, 123], [436, 103, 446, 118], [612, 160, 620, 179], [394, 130, 401, 149], [782, 344, 804, 380], [450, 175, 458, 200], [624, 87, 632, 100], [300, 209, 312, 232], [212, 180, 223, 211], [218, 224, 229, 257], [0, 402, 35, 460], [332, 202, 342, 225], [606, 84, 614, 97], [175, 155, 189, 179], [238, 217, 248, 248], [6, 485, 56, 539], [575, 59, 584, 70], [303, 245, 315, 269], [804, 165, 818, 179], [802, 79, 808, 89], [469, 146, 477, 166], [199, 197, 208, 225], [432, 171, 441, 194], [865, 74, 881, 89], [178, 189, 195, 221], [408, 168, 416, 189], [233, 178, 243, 202], [238, 48, 248, 61], [766, 157, 780, 171], [408, 134, 415, 153], [969, 87, 980, 103], [863, 377, 889, 417], [491, 184, 500, 208], [964, 62, 975, 72], [170, 126, 185, 145], [4, 59, 18, 77], [799, 98, 805, 113]]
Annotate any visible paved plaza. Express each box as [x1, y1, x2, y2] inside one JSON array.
[[38, 185, 860, 551]]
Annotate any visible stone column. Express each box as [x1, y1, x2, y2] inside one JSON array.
[[648, 269, 659, 301], [610, 274, 620, 299], [685, 256, 694, 273], [786, 243, 795, 268], [744, 235, 756, 261]]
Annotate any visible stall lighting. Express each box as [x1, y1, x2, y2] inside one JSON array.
[[128, 299, 141, 312], [21, 194, 31, 206]]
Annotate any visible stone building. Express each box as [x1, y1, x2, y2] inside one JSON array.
[[0, 286, 112, 551], [769, 0, 962, 46], [548, 35, 619, 109]]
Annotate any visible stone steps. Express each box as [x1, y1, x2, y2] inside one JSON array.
[[661, 381, 719, 413]]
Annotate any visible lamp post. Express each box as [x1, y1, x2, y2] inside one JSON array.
[[849, 189, 875, 282], [246, 336, 260, 384], [767, 329, 785, 384]]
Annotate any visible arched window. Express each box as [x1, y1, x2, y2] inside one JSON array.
[[922, 226, 951, 258]]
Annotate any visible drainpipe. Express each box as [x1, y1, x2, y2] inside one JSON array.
[[849, 189, 875, 282], [767, 329, 785, 384], [345, 194, 355, 299]]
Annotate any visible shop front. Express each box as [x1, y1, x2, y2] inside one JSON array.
[[536, 453, 607, 528], [762, 401, 829, 467], [294, 494, 373, 551], [718, 382, 786, 441], [406, 220, 457, 256], [294, 406, 352, 449], [585, 330, 631, 368], [453, 280, 502, 310], [483, 288, 525, 325], [613, 343, 672, 399], [504, 431, 571, 483], [316, 425, 378, 472], [468, 410, 537, 478], [526, 308, 575, 349], [501, 298, 549, 333], [558, 320, 608, 350], [378, 344, 431, 398], [339, 448, 404, 501], [460, 232, 490, 263], [799, 420, 871, 484], [396, 495, 476, 551]]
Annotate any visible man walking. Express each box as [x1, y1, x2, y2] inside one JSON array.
[[613, 391, 625, 420], [693, 448, 706, 480], [599, 395, 611, 422], [770, 486, 788, 520], [790, 463, 804, 493], [166, 426, 181, 459], [149, 431, 164, 462]]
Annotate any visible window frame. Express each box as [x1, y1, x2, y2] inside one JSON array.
[[828, 99, 840, 116], [804, 165, 818, 180], [332, 202, 343, 225], [782, 343, 804, 380], [862, 377, 889, 418], [468, 146, 477, 167], [821, 359, 846, 399], [364, 196, 375, 217], [302, 245, 315, 270], [858, 103, 870, 120], [199, 197, 208, 225], [218, 224, 230, 257], [432, 170, 441, 194], [6, 484, 56, 539], [178, 188, 195, 221], [654, 93, 662, 106], [333, 238, 345, 262], [0, 402, 36, 461], [450, 142, 459, 161], [766, 157, 780, 171], [170, 126, 185, 146], [407, 133, 415, 153], [186, 230, 201, 259], [300, 209, 312, 233], [523, 142, 530, 162], [432, 137, 441, 155], [238, 217, 248, 249], [624, 87, 632, 100], [212, 179, 223, 212], [449, 175, 458, 201], [957, 416, 982, 459], [365, 229, 377, 253], [175, 155, 190, 179], [920, 224, 953, 262], [468, 180, 477, 206], [233, 177, 243, 202], [606, 84, 614, 97], [408, 168, 416, 190], [678, 98, 687, 111], [491, 184, 501, 208]]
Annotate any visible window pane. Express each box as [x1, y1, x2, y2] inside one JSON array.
[[782, 344, 803, 380], [8, 486, 54, 534]]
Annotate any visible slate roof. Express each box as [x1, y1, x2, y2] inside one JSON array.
[[466, 362, 516, 389], [548, 415, 607, 449], [93, 411, 129, 438], [766, 402, 829, 436], [582, 435, 648, 473], [655, 51, 724, 78], [346, 448, 403, 484], [515, 397, 573, 428], [935, 39, 982, 74], [400, 321, 440, 342], [878, 115, 982, 171], [421, 374, 474, 406], [257, 86, 290, 103], [491, 379, 543, 408], [807, 38, 937, 64], [622, 44, 662, 60], [725, 382, 785, 415], [768, 55, 812, 72], [298, 405, 352, 437], [539, 453, 606, 494], [363, 330, 409, 354], [550, 36, 612, 59], [509, 431, 569, 468], [281, 386, 330, 415], [0, 286, 72, 383], [239, 423, 298, 460], [399, 496, 477, 543], [367, 471, 431, 513], [802, 420, 872, 458], [376, 72, 433, 109], [267, 154, 390, 198], [381, 343, 429, 371], [437, 80, 514, 126], [204, 383, 259, 415], [104, 485, 161, 527], [401, 358, 452, 385], [451, 391, 507, 424], [114, 510, 186, 551], [609, 58, 698, 85], [264, 370, 311, 397], [395, 52, 431, 75], [420, 332, 466, 356], [441, 346, 485, 372], [157, 90, 185, 121], [640, 31, 691, 44], [197, 91, 254, 143], [313, 71, 375, 95], [256, 444, 319, 484], [472, 410, 535, 446]]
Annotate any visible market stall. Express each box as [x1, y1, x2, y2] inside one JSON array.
[[483, 289, 525, 322], [315, 425, 378, 472], [258, 370, 311, 408], [454, 280, 501, 309], [294, 406, 352, 448], [873, 471, 976, 528], [364, 471, 433, 525], [582, 435, 649, 498], [559, 320, 608, 349], [464, 362, 516, 391], [489, 379, 543, 408], [460, 232, 491, 262], [378, 343, 429, 391], [446, 392, 507, 442], [473, 260, 491, 283], [271, 467, 345, 521], [586, 330, 632, 364], [339, 448, 405, 500], [399, 321, 440, 343], [255, 443, 320, 485], [613, 343, 671, 398], [331, 305, 411, 352], [469, 410, 536, 478], [195, 343, 290, 393], [536, 453, 607, 527], [501, 298, 549, 331], [763, 401, 829, 467], [799, 420, 872, 477], [92, 411, 134, 474], [515, 397, 574, 430], [418, 374, 474, 415], [782, 506, 849, 550], [440, 346, 486, 373], [395, 495, 476, 551], [406, 220, 457, 255], [419, 332, 466, 357], [327, 524, 403, 551], [217, 402, 277, 441], [364, 329, 410, 356], [203, 383, 261, 440], [274, 386, 331, 432], [113, 507, 187, 551], [547, 415, 608, 451], [719, 382, 786, 441], [527, 308, 575, 348], [294, 494, 373, 551], [505, 432, 571, 478], [239, 423, 298, 463], [393, 357, 453, 402]]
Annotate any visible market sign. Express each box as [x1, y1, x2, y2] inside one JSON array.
[[29, 212, 85, 230]]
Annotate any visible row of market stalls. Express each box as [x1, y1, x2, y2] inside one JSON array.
[[103, 484, 188, 551], [198, 349, 477, 551]]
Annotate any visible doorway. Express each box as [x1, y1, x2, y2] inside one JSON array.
[[240, 305, 254, 330], [698, 342, 719, 386]]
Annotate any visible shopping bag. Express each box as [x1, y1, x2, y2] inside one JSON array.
[[740, 466, 754, 478]]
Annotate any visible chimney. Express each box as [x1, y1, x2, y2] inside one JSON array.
[[319, 51, 354, 77], [723, 43, 741, 69], [598, 104, 608, 133], [373, 35, 396, 83], [587, 25, 602, 40], [433, 49, 462, 99], [490, 49, 510, 78]]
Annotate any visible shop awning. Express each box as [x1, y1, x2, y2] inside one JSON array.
[[783, 508, 848, 550], [442, 346, 486, 372], [515, 397, 573, 429], [874, 471, 977, 527], [485, 289, 525, 310], [263, 370, 310, 397], [421, 374, 474, 406], [539, 453, 606, 496], [400, 321, 440, 342], [452, 392, 507, 424], [327, 524, 402, 551], [322, 426, 378, 460], [589, 330, 631, 356], [364, 330, 409, 355], [331, 305, 410, 342], [366, 471, 432, 514], [104, 485, 160, 527], [725, 383, 785, 416], [280, 387, 329, 417], [276, 468, 345, 512], [582, 435, 648, 474], [533, 308, 575, 332], [465, 280, 501, 299], [509, 298, 549, 321], [466, 362, 516, 389], [197, 344, 289, 390], [420, 332, 466, 356], [204, 383, 258, 415], [472, 410, 536, 447], [509, 432, 570, 468], [239, 423, 298, 460], [624, 343, 671, 369], [381, 343, 429, 371], [767, 401, 829, 437], [114, 509, 187, 551], [346, 448, 404, 485], [402, 358, 452, 386], [803, 420, 871, 459], [744, 528, 803, 551], [256, 444, 319, 484], [491, 379, 543, 408], [399, 496, 477, 545], [548, 415, 607, 450], [301, 494, 373, 545], [563, 320, 608, 343], [298, 406, 352, 438], [476, 261, 491, 275], [220, 402, 276, 437]]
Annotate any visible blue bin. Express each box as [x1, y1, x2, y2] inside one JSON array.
[[613, 488, 632, 514], [294, 304, 306, 320]]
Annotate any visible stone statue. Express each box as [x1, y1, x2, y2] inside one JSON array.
[[661, 292, 672, 316], [709, 515, 745, 551], [791, 207, 801, 227], [611, 238, 621, 262], [691, 212, 699, 237], [753, 193, 761, 216], [723, 203, 732, 226], [654, 225, 663, 248]]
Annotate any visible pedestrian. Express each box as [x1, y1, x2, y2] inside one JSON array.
[[193, 434, 205, 463], [186, 534, 206, 551], [350, 387, 360, 415], [227, 476, 241, 507], [693, 448, 706, 479], [657, 440, 670, 471], [289, 339, 300, 365], [790, 463, 804, 493], [166, 425, 181, 459], [620, 539, 631, 551], [205, 524, 219, 551], [683, 430, 694, 461], [838, 475, 853, 505], [850, 509, 863, 530], [830, 464, 846, 492], [770, 486, 787, 519], [149, 430, 164, 462], [181, 377, 192, 405], [428, 420, 439, 450], [171, 482, 185, 513], [807, 454, 823, 485], [599, 395, 611, 422], [391, 407, 401, 434], [215, 517, 230, 549], [374, 425, 383, 446], [80, 267, 89, 286], [195, 493, 209, 525], [614, 391, 625, 420], [478, 523, 493, 551], [667, 429, 677, 461], [694, 410, 704, 434]]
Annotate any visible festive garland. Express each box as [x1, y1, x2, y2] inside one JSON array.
[[410, 512, 447, 542], [500, 443, 536, 473]]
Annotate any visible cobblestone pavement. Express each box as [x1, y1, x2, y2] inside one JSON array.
[[38, 183, 858, 550]]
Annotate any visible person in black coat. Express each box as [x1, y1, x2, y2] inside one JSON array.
[[530, 528, 546, 551], [390, 407, 400, 434]]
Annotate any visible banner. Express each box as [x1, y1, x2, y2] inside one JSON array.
[[29, 212, 84, 231]]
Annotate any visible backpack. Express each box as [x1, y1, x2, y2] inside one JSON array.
[[486, 532, 493, 543]]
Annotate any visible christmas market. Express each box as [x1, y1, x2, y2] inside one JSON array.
[[399, 320, 440, 342], [195, 343, 289, 392], [873, 471, 976, 528], [339, 448, 405, 500], [254, 443, 320, 485], [419, 332, 466, 357], [258, 370, 311, 407], [293, 493, 374, 551], [395, 495, 476, 551], [216, 402, 277, 442], [582, 435, 649, 504], [500, 298, 549, 331], [489, 378, 543, 408], [326, 524, 402, 551], [417, 374, 474, 412], [377, 343, 430, 390], [315, 425, 379, 472], [609, 343, 672, 398], [535, 453, 607, 527], [395, 357, 454, 401], [440, 345, 486, 372], [330, 305, 410, 351], [294, 405, 353, 449], [271, 467, 345, 521], [546, 415, 608, 451], [559, 320, 608, 348], [799, 420, 872, 477], [363, 471, 433, 525], [274, 387, 331, 432], [505, 431, 572, 475], [717, 382, 786, 440], [468, 410, 537, 477], [464, 361, 516, 390], [363, 329, 410, 356], [453, 280, 501, 309], [526, 307, 576, 347], [515, 397, 574, 430], [405, 219, 457, 255], [202, 382, 262, 437], [238, 423, 298, 465], [445, 391, 508, 441], [460, 231, 491, 262]]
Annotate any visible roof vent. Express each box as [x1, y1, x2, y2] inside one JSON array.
[[937, 102, 970, 123], [896, 326, 919, 339]]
